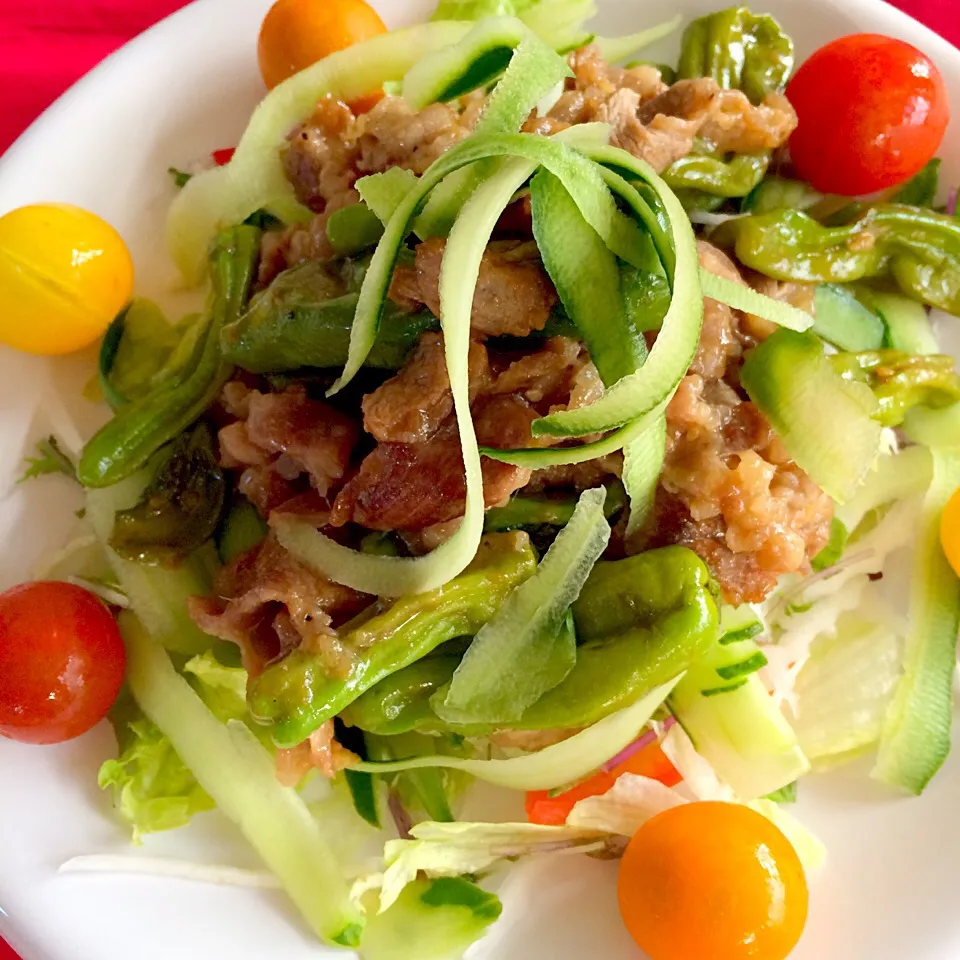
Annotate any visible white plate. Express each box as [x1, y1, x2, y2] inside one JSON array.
[[1, 1, 959, 957]]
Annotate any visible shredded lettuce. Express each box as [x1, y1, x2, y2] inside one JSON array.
[[662, 725, 826, 871], [100, 651, 262, 840], [793, 613, 904, 764], [566, 772, 685, 834], [369, 821, 605, 913], [99, 702, 215, 841], [764, 497, 919, 710]]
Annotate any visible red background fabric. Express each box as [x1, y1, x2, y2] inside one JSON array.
[[0, 0, 956, 957]]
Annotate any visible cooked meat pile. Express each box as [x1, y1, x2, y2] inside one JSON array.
[[192, 44, 831, 690]]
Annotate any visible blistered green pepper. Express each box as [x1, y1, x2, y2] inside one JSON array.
[[248, 533, 538, 748], [663, 153, 770, 198], [326, 203, 385, 256], [677, 6, 794, 104], [79, 225, 260, 488], [714, 205, 960, 316], [673, 190, 727, 215], [341, 546, 720, 737], [221, 259, 439, 373], [830, 350, 960, 427], [483, 481, 628, 533], [109, 423, 226, 564]]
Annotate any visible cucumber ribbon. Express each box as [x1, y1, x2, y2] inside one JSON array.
[[259, 21, 818, 596]]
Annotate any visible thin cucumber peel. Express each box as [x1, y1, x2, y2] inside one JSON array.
[[274, 158, 536, 597], [740, 329, 882, 503], [438, 488, 611, 724], [350, 676, 683, 791], [167, 21, 472, 282], [120, 614, 364, 946], [873, 447, 960, 794], [594, 16, 683, 64]]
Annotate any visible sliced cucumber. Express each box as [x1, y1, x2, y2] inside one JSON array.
[[741, 329, 882, 503], [741, 175, 822, 215], [813, 284, 885, 351], [671, 634, 810, 800], [873, 447, 960, 794], [718, 604, 764, 645], [866, 289, 940, 354]]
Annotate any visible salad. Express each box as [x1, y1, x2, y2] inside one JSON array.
[[1, 1, 959, 958]]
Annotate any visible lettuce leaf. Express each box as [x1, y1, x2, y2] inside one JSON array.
[[99, 696, 215, 841], [371, 821, 605, 913], [361, 877, 502, 960], [566, 772, 685, 835], [100, 651, 258, 840]]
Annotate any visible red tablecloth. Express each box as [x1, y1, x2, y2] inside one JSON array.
[[0, 0, 956, 957]]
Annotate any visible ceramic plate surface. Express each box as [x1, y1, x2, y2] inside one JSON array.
[[1, 1, 959, 957]]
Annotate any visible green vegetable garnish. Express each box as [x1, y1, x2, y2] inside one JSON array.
[[19, 435, 76, 484], [677, 6, 794, 104], [80, 225, 260, 488], [715, 205, 960, 316], [109, 424, 226, 565], [830, 350, 960, 427], [249, 533, 538, 747]]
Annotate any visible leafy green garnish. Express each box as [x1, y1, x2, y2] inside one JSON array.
[[19, 435, 77, 484], [168, 167, 192, 188]]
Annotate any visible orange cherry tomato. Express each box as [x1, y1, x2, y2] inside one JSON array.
[[618, 801, 808, 960], [526, 740, 681, 826], [940, 486, 960, 578], [257, 0, 388, 111], [0, 582, 126, 745]]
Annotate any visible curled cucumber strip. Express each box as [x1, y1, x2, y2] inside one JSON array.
[[531, 144, 703, 439], [274, 158, 537, 596], [166, 21, 472, 282], [700, 271, 814, 332], [350, 676, 682, 792]]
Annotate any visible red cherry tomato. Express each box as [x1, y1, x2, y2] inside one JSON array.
[[0, 582, 126, 745], [787, 34, 949, 196]]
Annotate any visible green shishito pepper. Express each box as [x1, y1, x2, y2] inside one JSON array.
[[662, 153, 770, 199], [221, 258, 439, 374], [248, 533, 539, 748], [109, 423, 226, 564], [483, 481, 628, 533], [830, 350, 960, 427], [79, 225, 261, 488], [340, 546, 720, 738], [677, 6, 794, 104], [713, 205, 960, 316]]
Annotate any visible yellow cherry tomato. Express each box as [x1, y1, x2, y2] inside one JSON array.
[[0, 204, 134, 356], [618, 801, 808, 960], [257, 0, 388, 110], [940, 486, 960, 578]]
